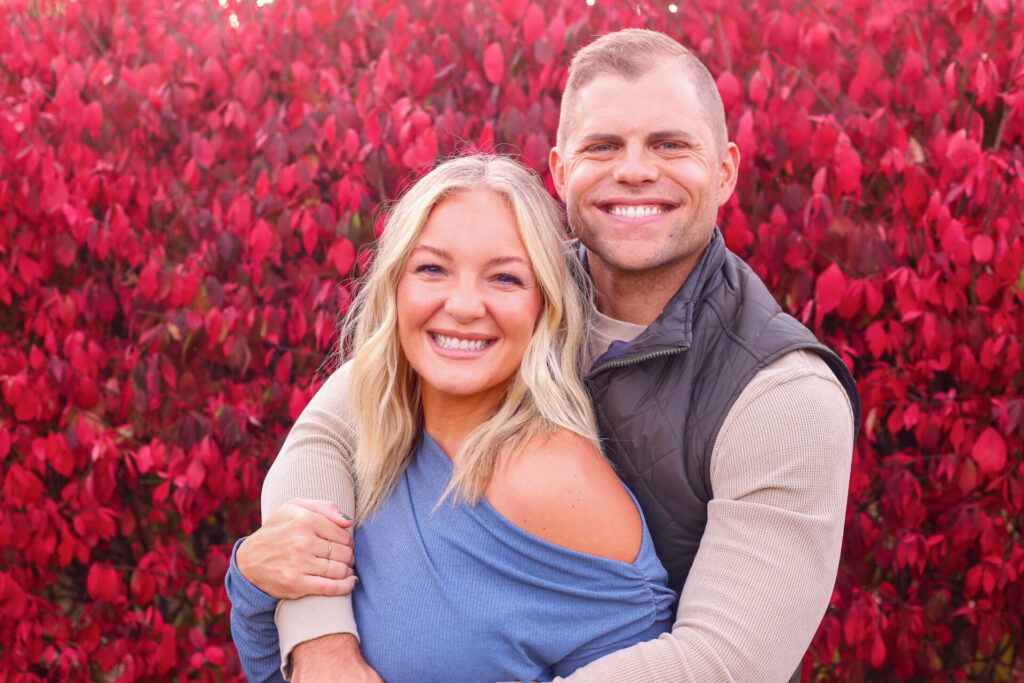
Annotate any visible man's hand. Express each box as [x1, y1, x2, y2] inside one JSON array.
[[292, 634, 383, 683], [235, 499, 356, 599]]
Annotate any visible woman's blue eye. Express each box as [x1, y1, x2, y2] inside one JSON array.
[[496, 273, 524, 286], [416, 264, 443, 274]]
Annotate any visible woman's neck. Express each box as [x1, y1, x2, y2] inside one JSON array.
[[420, 384, 506, 460]]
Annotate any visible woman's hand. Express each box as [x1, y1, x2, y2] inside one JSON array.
[[236, 499, 356, 599]]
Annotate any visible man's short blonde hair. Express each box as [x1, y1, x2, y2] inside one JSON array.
[[556, 29, 727, 155]]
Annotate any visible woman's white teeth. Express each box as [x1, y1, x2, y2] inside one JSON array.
[[609, 205, 665, 218], [433, 334, 490, 351]]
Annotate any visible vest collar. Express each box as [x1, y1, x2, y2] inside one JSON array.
[[582, 227, 727, 368]]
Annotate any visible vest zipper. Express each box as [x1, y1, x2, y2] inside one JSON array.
[[585, 345, 689, 380]]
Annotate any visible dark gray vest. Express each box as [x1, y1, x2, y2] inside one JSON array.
[[584, 230, 860, 682]]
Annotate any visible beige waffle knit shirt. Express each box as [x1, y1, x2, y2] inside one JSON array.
[[261, 311, 855, 682]]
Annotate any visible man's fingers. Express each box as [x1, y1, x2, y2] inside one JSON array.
[[288, 498, 353, 527]]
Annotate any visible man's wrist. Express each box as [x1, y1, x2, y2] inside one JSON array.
[[291, 632, 364, 672]]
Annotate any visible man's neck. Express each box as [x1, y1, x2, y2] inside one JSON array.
[[589, 258, 697, 326]]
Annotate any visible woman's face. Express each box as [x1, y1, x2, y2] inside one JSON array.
[[396, 189, 543, 410]]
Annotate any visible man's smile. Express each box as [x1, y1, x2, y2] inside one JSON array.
[[602, 203, 674, 218]]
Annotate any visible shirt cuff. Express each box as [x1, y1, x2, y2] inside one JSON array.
[[225, 537, 279, 616]]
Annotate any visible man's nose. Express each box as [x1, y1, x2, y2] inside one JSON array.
[[612, 147, 659, 185], [443, 278, 486, 321]]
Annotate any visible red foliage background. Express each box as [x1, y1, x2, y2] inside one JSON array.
[[1, 0, 1022, 680]]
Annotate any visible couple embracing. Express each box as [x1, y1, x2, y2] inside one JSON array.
[[226, 29, 859, 683]]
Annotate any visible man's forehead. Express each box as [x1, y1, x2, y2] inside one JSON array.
[[568, 71, 710, 137]]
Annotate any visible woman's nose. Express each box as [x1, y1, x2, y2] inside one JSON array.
[[443, 279, 486, 321]]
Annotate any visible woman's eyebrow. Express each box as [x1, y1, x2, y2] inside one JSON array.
[[487, 255, 531, 268], [411, 244, 451, 259]]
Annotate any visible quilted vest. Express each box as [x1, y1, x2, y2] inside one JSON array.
[[583, 230, 860, 683]]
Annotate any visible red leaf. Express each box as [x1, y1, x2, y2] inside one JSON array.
[[289, 386, 308, 420], [972, 428, 1007, 475], [83, 101, 103, 137], [139, 261, 159, 301], [410, 55, 436, 99], [946, 130, 981, 171], [483, 43, 505, 85], [748, 71, 768, 106], [301, 212, 318, 254], [373, 49, 393, 99], [716, 70, 742, 111], [201, 57, 229, 98], [972, 234, 994, 263], [0, 573, 29, 618], [815, 263, 847, 316], [833, 135, 863, 196], [54, 233, 78, 267], [204, 645, 227, 667], [40, 170, 69, 216], [522, 4, 545, 45], [401, 126, 438, 170], [87, 565, 122, 601], [185, 455, 206, 489], [5, 464, 44, 503], [131, 570, 156, 605], [156, 624, 177, 675], [249, 220, 274, 268], [238, 70, 262, 110], [871, 632, 886, 669], [865, 322, 889, 358], [296, 7, 314, 40], [14, 386, 40, 422], [328, 237, 356, 275]]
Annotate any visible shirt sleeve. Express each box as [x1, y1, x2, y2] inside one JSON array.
[[225, 538, 286, 683], [555, 350, 855, 682], [260, 362, 360, 679]]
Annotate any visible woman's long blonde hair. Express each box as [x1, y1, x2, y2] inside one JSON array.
[[343, 155, 599, 520]]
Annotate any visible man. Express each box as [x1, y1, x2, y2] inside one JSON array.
[[231, 29, 859, 682]]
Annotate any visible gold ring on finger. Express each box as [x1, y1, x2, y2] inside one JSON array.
[[322, 556, 330, 577], [326, 540, 333, 561]]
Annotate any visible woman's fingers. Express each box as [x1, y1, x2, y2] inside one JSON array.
[[289, 498, 354, 528], [236, 501, 358, 599], [308, 514, 355, 564], [306, 574, 359, 598]]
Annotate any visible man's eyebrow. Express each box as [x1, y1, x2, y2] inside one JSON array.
[[577, 133, 622, 147], [647, 129, 701, 144]]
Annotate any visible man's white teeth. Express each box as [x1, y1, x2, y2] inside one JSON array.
[[433, 334, 490, 351], [609, 205, 666, 218]]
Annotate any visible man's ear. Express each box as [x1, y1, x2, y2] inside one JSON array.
[[549, 146, 567, 202], [717, 142, 740, 207]]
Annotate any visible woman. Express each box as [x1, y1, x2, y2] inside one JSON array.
[[226, 156, 675, 682]]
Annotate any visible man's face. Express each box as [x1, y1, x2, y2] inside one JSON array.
[[550, 61, 739, 287]]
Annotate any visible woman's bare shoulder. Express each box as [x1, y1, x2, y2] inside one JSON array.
[[484, 429, 642, 563]]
